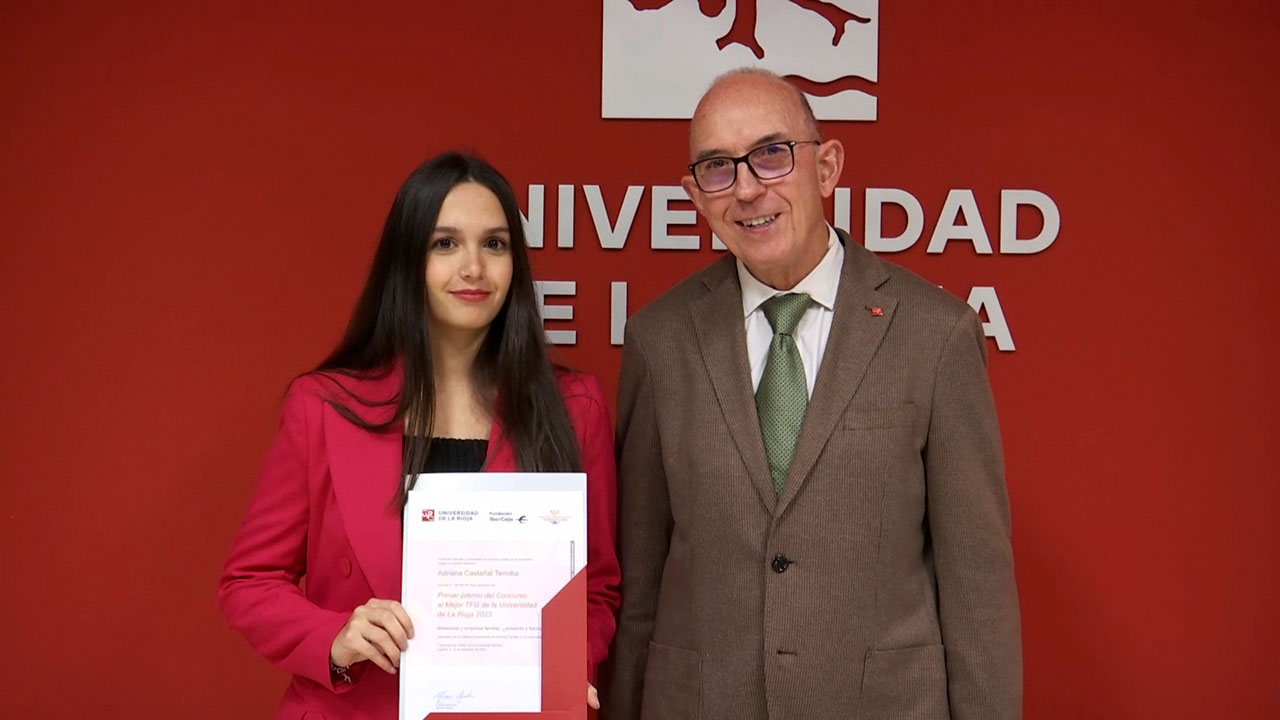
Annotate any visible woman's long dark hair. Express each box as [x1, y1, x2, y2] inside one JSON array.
[[313, 152, 582, 508]]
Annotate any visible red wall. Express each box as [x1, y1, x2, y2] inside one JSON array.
[[2, 2, 1277, 717]]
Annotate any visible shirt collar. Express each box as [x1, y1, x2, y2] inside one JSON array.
[[738, 225, 844, 318]]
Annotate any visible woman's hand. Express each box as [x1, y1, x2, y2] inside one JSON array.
[[329, 598, 415, 674], [588, 683, 599, 710]]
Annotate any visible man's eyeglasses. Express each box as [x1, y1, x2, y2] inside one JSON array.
[[687, 140, 821, 193]]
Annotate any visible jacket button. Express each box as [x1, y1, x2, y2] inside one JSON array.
[[771, 554, 790, 573], [340, 557, 352, 578]]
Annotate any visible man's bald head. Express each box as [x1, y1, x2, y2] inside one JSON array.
[[689, 68, 820, 156]]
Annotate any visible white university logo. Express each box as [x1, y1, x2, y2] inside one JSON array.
[[602, 0, 879, 120]]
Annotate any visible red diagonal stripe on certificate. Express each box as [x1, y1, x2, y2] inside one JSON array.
[[424, 570, 587, 720]]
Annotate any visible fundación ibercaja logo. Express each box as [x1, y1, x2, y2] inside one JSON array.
[[603, 0, 879, 120]]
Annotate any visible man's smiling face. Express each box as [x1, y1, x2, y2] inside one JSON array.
[[681, 72, 843, 290]]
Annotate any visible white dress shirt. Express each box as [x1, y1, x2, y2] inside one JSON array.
[[739, 225, 844, 397]]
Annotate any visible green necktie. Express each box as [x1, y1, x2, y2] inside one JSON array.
[[755, 292, 812, 494]]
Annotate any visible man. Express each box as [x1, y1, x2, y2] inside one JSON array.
[[606, 69, 1021, 719]]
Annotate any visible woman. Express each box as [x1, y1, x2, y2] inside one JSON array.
[[218, 152, 620, 718]]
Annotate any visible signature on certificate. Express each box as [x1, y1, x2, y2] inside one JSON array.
[[434, 689, 475, 710]]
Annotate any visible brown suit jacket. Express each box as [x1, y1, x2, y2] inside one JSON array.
[[606, 236, 1021, 719]]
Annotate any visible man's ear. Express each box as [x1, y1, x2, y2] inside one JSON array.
[[681, 174, 706, 215], [816, 139, 845, 198]]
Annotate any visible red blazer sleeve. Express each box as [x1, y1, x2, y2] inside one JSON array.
[[216, 379, 354, 692], [561, 372, 622, 675]]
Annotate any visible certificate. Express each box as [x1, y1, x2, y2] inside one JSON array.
[[399, 473, 586, 720]]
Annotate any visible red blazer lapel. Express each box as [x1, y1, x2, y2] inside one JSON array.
[[319, 369, 405, 601], [320, 366, 522, 601]]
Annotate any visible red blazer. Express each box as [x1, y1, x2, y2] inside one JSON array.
[[218, 367, 621, 720]]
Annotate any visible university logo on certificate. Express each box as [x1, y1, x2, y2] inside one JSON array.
[[399, 473, 587, 719]]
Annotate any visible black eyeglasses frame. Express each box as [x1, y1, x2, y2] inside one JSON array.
[[687, 139, 821, 193]]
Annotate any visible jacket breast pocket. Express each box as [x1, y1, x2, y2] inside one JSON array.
[[640, 641, 701, 720], [842, 403, 916, 430], [856, 644, 949, 719]]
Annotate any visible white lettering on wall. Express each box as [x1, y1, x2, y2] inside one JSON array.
[[534, 280, 576, 345], [557, 184, 574, 248], [650, 185, 700, 250], [585, 185, 643, 250], [610, 281, 628, 346], [928, 189, 993, 254], [521, 184, 544, 248], [834, 187, 852, 233], [526, 184, 1057, 258], [517, 184, 1055, 354], [1000, 189, 1060, 254], [865, 188, 925, 252], [532, 279, 1016, 352], [966, 286, 1015, 351]]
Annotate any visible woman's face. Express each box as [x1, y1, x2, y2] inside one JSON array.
[[424, 182, 514, 340]]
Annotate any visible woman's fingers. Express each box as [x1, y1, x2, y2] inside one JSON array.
[[588, 683, 600, 710], [369, 599, 416, 639], [349, 633, 397, 675], [332, 598, 417, 673], [369, 606, 410, 651], [386, 600, 416, 639], [361, 624, 402, 669]]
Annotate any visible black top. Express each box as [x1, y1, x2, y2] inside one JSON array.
[[406, 436, 488, 473]]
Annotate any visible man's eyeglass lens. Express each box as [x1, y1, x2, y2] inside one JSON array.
[[692, 141, 813, 192]]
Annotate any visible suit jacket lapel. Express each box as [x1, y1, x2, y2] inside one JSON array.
[[777, 239, 895, 515], [691, 257, 778, 512], [322, 369, 404, 601]]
